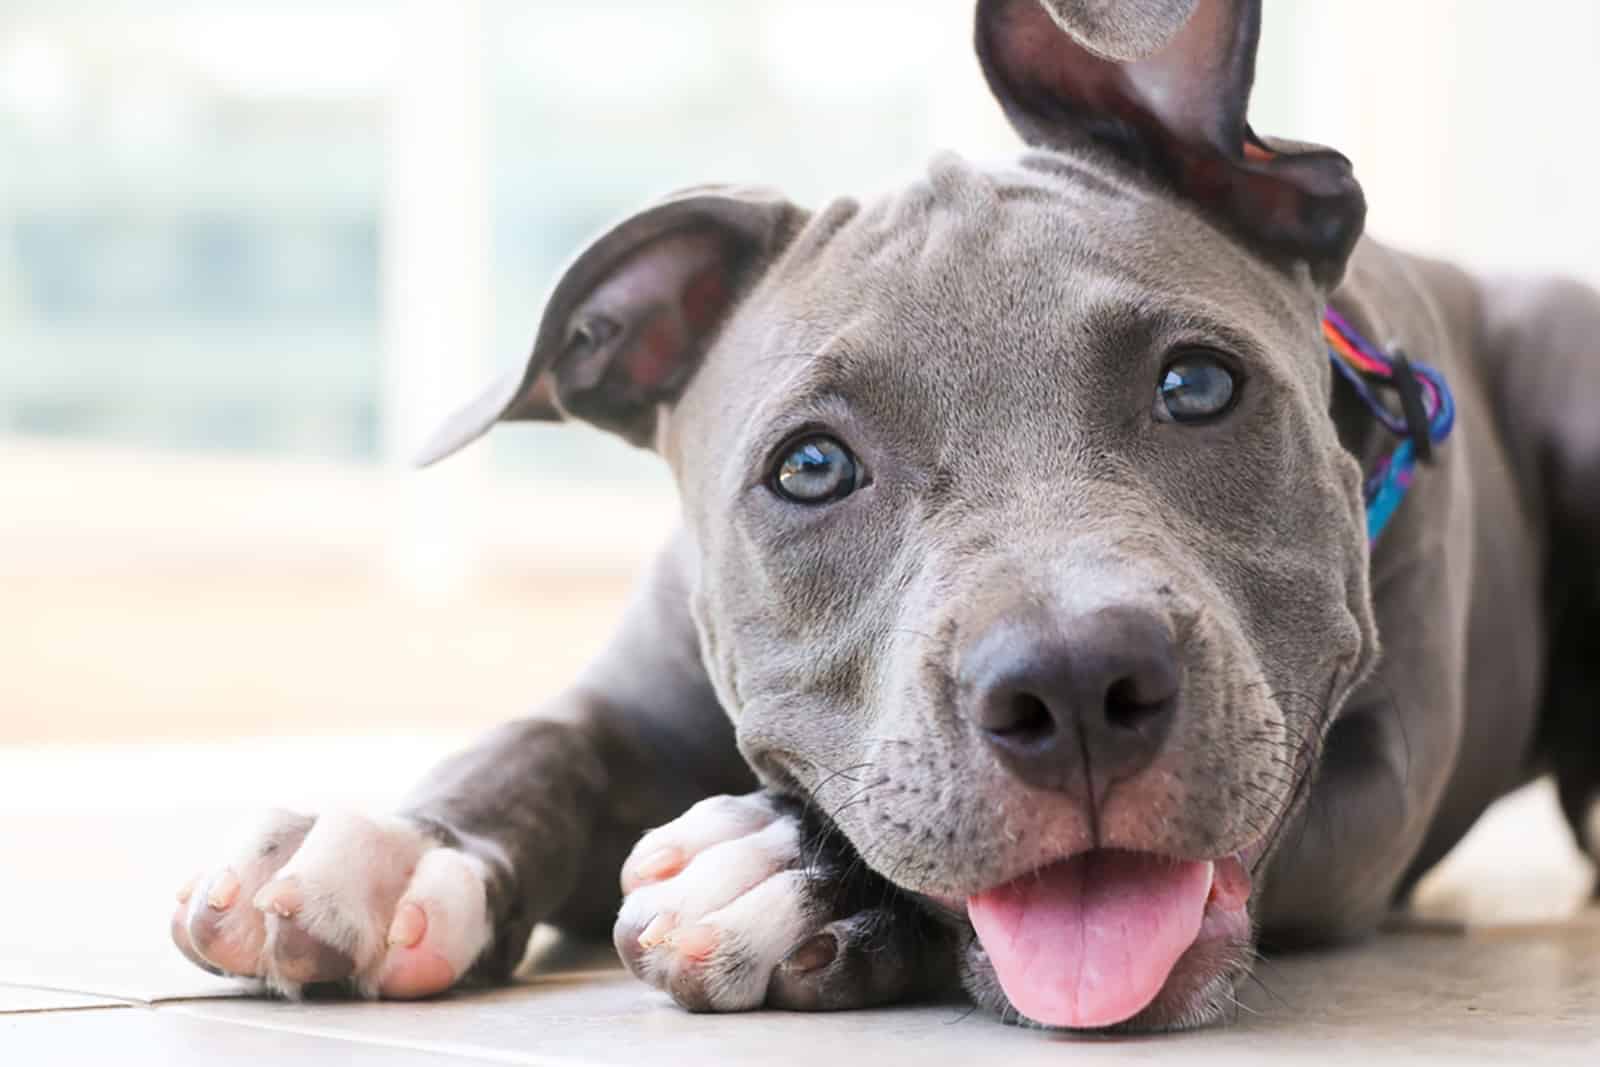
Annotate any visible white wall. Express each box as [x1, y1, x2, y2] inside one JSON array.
[[1257, 1, 1600, 286]]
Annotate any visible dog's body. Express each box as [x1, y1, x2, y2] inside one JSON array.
[[170, 0, 1600, 1032]]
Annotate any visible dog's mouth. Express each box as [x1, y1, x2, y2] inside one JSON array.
[[960, 848, 1253, 1030]]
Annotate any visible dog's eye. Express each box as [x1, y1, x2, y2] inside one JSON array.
[[771, 435, 860, 504], [1155, 350, 1238, 423]]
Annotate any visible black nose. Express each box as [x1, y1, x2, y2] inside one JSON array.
[[962, 605, 1180, 798]]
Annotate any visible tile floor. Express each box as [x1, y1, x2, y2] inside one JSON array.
[[3, 737, 1597, 1065]]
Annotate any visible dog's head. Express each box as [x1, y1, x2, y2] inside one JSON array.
[[423, 0, 1378, 1033]]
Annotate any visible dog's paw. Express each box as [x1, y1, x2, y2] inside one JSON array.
[[170, 809, 492, 999], [613, 793, 949, 1012]]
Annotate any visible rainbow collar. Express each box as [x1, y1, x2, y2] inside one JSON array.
[[1322, 307, 1456, 546]]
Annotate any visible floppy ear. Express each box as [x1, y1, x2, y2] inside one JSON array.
[[976, 0, 1365, 288], [415, 186, 801, 465], [1029, 0, 1199, 61]]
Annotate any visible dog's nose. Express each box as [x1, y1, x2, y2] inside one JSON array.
[[962, 606, 1180, 797]]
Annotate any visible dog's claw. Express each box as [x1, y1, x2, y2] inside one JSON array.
[[623, 847, 685, 891], [254, 878, 302, 918], [206, 870, 240, 911], [637, 913, 676, 949], [387, 902, 427, 949]]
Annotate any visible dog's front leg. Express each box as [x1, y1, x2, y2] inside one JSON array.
[[169, 532, 757, 998]]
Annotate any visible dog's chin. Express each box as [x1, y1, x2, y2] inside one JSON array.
[[935, 850, 1256, 1034]]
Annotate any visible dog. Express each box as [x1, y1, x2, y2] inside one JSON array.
[[168, 0, 1600, 1032]]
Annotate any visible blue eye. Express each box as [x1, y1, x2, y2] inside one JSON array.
[[1156, 350, 1238, 423], [772, 435, 860, 504]]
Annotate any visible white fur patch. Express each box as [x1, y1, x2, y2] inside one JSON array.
[[618, 796, 822, 1011], [178, 807, 492, 1000], [262, 811, 433, 990]]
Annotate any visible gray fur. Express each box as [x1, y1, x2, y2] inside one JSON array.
[[675, 149, 1371, 899], [388, 0, 1599, 1033]]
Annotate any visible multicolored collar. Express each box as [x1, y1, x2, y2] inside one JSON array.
[[1322, 307, 1456, 546]]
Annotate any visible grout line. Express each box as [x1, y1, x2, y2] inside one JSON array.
[[0, 978, 260, 1009], [0, 981, 147, 1008], [0, 1003, 137, 1017], [160, 1003, 626, 1067]]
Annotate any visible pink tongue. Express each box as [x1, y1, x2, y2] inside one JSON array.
[[967, 851, 1213, 1029]]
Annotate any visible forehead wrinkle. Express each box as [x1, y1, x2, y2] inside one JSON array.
[[1062, 269, 1309, 371], [758, 343, 861, 411], [753, 273, 1291, 442], [836, 152, 1314, 334], [736, 344, 866, 454], [749, 269, 1141, 450], [1094, 290, 1274, 363]]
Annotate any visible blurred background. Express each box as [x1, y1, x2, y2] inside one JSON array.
[[4, 0, 1599, 747]]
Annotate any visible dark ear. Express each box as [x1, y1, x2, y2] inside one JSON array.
[[976, 0, 1365, 288], [415, 186, 800, 466]]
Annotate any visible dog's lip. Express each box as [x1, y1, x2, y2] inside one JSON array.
[[918, 891, 971, 920]]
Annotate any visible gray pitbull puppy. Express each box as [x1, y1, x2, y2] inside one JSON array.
[[170, 0, 1600, 1032]]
